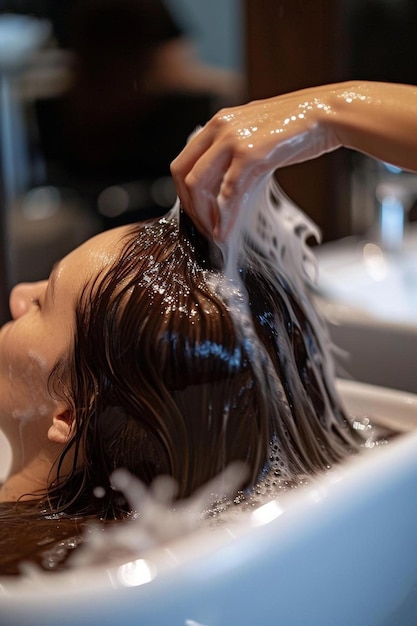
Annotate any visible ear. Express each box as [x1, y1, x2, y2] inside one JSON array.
[[47, 409, 76, 445]]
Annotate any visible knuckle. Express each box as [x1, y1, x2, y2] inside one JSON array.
[[169, 156, 181, 178], [209, 108, 235, 131], [184, 170, 202, 195], [220, 176, 237, 199]]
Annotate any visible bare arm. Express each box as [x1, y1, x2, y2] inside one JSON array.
[[170, 81, 417, 240]]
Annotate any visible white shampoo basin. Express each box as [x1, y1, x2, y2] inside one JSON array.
[[316, 229, 417, 393], [1, 380, 417, 626]]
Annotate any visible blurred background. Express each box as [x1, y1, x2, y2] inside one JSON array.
[[2, 0, 417, 381], [0, 0, 245, 324]]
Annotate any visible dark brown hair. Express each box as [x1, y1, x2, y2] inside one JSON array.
[[44, 209, 360, 518]]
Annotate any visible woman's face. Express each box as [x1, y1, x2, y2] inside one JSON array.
[[0, 226, 130, 445]]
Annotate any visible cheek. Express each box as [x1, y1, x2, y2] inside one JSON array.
[[0, 332, 57, 425]]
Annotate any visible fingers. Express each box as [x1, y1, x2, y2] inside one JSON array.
[[172, 123, 238, 237], [215, 160, 273, 241], [172, 139, 268, 240], [170, 126, 214, 224], [186, 143, 235, 234], [170, 102, 283, 239]]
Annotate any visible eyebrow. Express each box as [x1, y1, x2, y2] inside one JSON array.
[[47, 259, 62, 303]]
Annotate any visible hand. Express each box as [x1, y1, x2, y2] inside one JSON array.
[[171, 81, 417, 241], [170, 87, 340, 240]]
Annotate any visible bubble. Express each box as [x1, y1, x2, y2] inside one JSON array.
[[93, 486, 106, 499]]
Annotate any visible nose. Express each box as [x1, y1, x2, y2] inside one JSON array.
[[9, 281, 47, 319]]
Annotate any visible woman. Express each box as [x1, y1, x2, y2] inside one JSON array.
[[171, 81, 417, 240], [1, 204, 359, 511], [0, 195, 363, 573], [3, 79, 414, 572]]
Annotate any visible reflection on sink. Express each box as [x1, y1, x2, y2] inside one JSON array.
[[315, 226, 417, 393], [317, 234, 417, 325]]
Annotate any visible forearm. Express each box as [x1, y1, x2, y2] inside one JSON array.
[[324, 81, 417, 172], [243, 81, 417, 170]]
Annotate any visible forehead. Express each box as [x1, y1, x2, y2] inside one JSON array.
[[60, 226, 131, 289]]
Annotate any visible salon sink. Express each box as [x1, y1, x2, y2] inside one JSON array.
[[317, 230, 417, 324], [1, 380, 417, 626], [315, 227, 417, 393]]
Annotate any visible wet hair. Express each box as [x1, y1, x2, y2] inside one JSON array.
[[44, 196, 361, 518]]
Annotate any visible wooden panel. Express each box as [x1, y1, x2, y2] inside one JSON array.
[[244, 0, 351, 241]]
